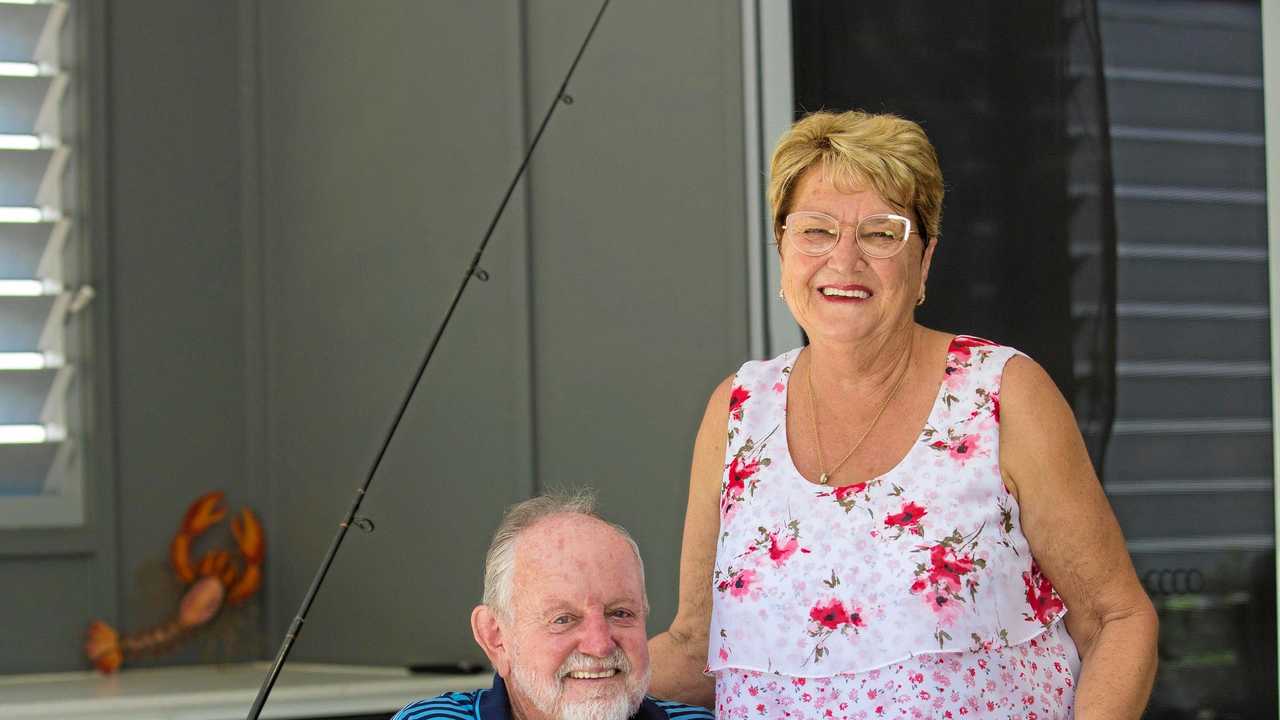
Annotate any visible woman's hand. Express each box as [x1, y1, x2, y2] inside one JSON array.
[[1001, 356, 1158, 719], [647, 375, 734, 708]]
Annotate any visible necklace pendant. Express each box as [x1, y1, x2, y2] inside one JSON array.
[[819, 472, 829, 485]]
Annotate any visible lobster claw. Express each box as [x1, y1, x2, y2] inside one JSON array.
[[171, 533, 196, 583], [231, 507, 265, 565], [226, 508, 265, 605], [171, 492, 228, 583], [182, 491, 227, 535], [226, 564, 262, 606]]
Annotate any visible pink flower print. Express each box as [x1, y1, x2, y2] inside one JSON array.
[[719, 568, 757, 598], [950, 336, 998, 360], [718, 646, 729, 661], [719, 493, 738, 523], [721, 456, 760, 520], [809, 598, 852, 630], [768, 532, 798, 566], [1023, 560, 1065, 625], [990, 391, 1001, 422], [725, 456, 760, 497], [910, 578, 928, 594], [773, 381, 785, 393], [729, 386, 750, 420], [884, 502, 927, 530], [928, 545, 976, 592], [945, 336, 997, 388], [925, 589, 962, 625], [948, 434, 981, 463], [834, 481, 868, 501]]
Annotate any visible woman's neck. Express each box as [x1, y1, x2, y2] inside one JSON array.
[[805, 323, 918, 395]]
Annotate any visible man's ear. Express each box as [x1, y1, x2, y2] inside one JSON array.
[[471, 605, 512, 677]]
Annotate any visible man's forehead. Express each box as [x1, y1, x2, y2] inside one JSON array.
[[517, 513, 630, 555], [510, 515, 643, 592]]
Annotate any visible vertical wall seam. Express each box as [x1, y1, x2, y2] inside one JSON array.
[[516, 0, 539, 498], [87, 0, 121, 626], [236, 0, 271, 655], [759, 0, 798, 356], [741, 0, 766, 361]]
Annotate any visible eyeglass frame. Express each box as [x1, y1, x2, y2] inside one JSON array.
[[777, 210, 922, 259]]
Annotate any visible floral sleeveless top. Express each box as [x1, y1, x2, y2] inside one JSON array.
[[708, 336, 1071, 679]]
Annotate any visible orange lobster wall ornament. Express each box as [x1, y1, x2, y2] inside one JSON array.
[[84, 491, 265, 673]]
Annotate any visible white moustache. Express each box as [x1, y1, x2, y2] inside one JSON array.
[[556, 649, 631, 680]]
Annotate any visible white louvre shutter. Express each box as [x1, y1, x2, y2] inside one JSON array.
[[0, 0, 90, 526]]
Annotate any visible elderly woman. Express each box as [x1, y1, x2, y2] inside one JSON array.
[[649, 111, 1157, 718]]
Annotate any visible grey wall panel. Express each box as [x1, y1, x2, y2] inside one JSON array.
[[107, 0, 257, 665], [256, 1, 532, 666], [0, 0, 749, 675], [0, 555, 96, 673], [523, 0, 749, 633]]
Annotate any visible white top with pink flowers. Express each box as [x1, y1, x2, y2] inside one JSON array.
[[707, 336, 1073, 679]]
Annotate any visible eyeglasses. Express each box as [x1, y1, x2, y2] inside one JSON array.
[[779, 211, 918, 259]]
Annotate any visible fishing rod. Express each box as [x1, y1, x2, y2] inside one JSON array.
[[245, 2, 612, 716]]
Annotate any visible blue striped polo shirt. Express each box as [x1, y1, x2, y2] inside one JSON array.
[[391, 674, 713, 720]]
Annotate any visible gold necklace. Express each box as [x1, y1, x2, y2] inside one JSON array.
[[805, 333, 914, 486]]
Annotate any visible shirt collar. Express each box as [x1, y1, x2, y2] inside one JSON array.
[[478, 674, 512, 720], [480, 674, 672, 720]]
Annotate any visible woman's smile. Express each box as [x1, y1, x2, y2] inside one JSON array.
[[817, 283, 873, 302]]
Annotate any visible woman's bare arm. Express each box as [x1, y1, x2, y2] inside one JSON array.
[[1001, 356, 1158, 719], [647, 375, 733, 708]]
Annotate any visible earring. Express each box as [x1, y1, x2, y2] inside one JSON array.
[[916, 291, 926, 307], [778, 287, 785, 300]]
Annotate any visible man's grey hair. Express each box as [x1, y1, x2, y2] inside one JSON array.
[[482, 489, 648, 620]]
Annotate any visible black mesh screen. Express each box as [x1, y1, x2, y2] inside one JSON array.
[[791, 0, 1116, 473]]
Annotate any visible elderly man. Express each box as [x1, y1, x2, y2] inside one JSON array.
[[393, 493, 712, 720]]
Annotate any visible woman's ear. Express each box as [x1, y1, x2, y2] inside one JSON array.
[[918, 235, 938, 298], [471, 605, 512, 678]]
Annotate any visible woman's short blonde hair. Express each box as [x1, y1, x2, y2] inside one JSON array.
[[768, 110, 944, 246]]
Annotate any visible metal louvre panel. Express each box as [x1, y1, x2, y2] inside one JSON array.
[[0, 147, 53, 205], [1095, 75, 1263, 132], [0, 77, 50, 135], [1097, 1, 1260, 75], [0, 5, 52, 60], [1072, 195, 1267, 246], [0, 0, 75, 503], [0, 443, 56, 494], [0, 296, 54, 351], [1104, 430, 1271, 481], [1093, 0, 1275, 713], [1113, 374, 1271, 418], [0, 224, 48, 276], [1073, 254, 1268, 305], [0, 368, 55, 423], [1106, 136, 1265, 189]]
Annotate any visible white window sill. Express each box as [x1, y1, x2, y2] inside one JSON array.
[[0, 662, 489, 720]]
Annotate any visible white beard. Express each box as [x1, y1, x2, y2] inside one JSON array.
[[509, 648, 649, 720]]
